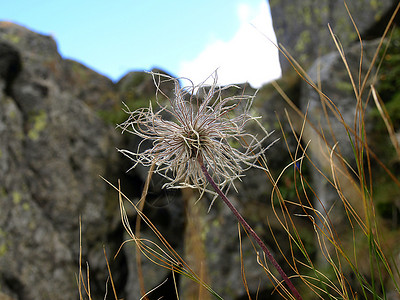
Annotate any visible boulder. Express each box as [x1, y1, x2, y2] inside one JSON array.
[[270, 0, 398, 73], [0, 21, 117, 299]]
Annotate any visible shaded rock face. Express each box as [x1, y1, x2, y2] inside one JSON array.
[[269, 0, 398, 227], [300, 39, 380, 227], [269, 0, 398, 73], [269, 1, 400, 294], [300, 39, 379, 153], [0, 22, 118, 299]]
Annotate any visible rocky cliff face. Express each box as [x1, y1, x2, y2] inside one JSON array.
[[269, 0, 399, 223], [270, 0, 398, 73], [0, 22, 119, 299], [0, 0, 399, 298]]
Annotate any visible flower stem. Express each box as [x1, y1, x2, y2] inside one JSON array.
[[197, 156, 302, 300]]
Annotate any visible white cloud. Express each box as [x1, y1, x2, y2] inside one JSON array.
[[178, 1, 281, 88], [237, 3, 251, 23]]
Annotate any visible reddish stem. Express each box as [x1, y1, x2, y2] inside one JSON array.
[[197, 156, 302, 300]]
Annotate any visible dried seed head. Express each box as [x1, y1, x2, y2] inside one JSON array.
[[118, 71, 273, 194]]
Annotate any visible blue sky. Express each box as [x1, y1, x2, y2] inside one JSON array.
[[1, 0, 281, 88]]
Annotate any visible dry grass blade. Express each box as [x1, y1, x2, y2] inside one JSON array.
[[238, 223, 252, 300], [103, 247, 118, 300], [78, 217, 93, 300], [266, 3, 400, 298], [100, 176, 223, 299], [139, 278, 169, 300], [371, 85, 400, 158], [135, 162, 155, 299]]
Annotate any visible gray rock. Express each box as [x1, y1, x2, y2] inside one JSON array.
[[270, 0, 397, 73], [0, 21, 117, 299], [300, 38, 379, 165], [299, 39, 380, 239]]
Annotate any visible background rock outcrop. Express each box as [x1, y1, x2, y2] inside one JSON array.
[[269, 0, 398, 73], [0, 22, 119, 299], [269, 0, 399, 225], [269, 0, 400, 295]]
